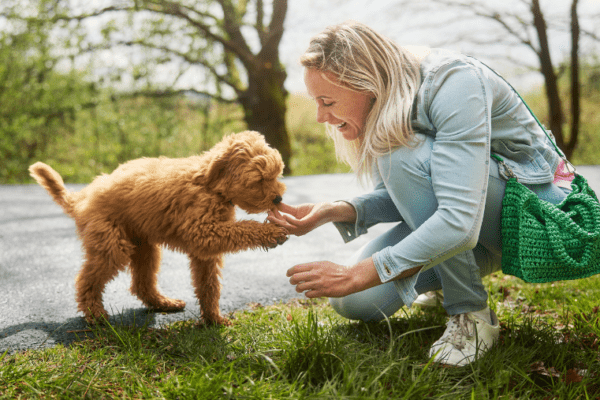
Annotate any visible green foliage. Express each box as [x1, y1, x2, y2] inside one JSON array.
[[44, 95, 246, 182], [0, 11, 96, 183]]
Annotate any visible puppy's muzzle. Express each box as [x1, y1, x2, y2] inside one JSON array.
[[273, 195, 283, 205]]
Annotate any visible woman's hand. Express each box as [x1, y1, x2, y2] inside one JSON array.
[[267, 202, 331, 236], [267, 201, 356, 236], [286, 258, 382, 298]]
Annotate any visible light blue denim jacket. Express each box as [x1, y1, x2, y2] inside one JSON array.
[[334, 48, 562, 284]]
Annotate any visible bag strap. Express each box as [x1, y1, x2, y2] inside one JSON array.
[[490, 153, 519, 181], [469, 57, 576, 174]]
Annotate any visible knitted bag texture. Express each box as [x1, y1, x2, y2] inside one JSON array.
[[500, 173, 600, 283]]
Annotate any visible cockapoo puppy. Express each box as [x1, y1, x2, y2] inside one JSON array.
[[30, 130, 288, 325]]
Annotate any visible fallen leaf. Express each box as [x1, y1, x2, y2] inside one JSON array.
[[530, 361, 560, 378], [565, 369, 583, 384]]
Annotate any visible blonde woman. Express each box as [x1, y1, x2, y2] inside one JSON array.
[[268, 21, 571, 367]]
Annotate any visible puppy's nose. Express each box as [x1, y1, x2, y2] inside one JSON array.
[[273, 195, 282, 205]]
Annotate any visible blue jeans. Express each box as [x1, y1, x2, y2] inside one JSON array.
[[330, 138, 569, 322]]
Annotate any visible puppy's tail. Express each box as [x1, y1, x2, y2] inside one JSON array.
[[29, 162, 75, 217]]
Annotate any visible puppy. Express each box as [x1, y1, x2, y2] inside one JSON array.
[[29, 131, 288, 325]]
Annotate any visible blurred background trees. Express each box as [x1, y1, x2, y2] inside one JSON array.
[[0, 0, 599, 183], [59, 0, 292, 173], [0, 1, 97, 182], [419, 0, 599, 159]]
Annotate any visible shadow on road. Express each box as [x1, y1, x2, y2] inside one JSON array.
[[0, 307, 190, 354]]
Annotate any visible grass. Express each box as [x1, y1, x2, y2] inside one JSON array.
[[2, 272, 600, 399]]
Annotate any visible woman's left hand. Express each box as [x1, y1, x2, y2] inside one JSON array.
[[287, 261, 355, 298], [286, 258, 382, 298]]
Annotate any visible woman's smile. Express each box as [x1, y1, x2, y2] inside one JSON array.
[[304, 68, 373, 141]]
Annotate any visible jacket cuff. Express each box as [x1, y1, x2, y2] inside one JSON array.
[[332, 200, 368, 243], [373, 248, 420, 308]]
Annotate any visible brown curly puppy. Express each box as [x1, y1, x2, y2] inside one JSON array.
[[29, 131, 288, 325]]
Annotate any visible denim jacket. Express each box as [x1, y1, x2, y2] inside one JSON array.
[[334, 48, 562, 285]]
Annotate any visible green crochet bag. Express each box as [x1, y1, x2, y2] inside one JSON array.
[[492, 153, 600, 283], [480, 59, 600, 283], [487, 76, 600, 282]]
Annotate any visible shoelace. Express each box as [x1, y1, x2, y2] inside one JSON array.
[[438, 314, 476, 350]]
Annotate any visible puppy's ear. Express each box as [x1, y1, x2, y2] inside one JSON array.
[[193, 156, 228, 187], [252, 155, 268, 171], [253, 154, 284, 180]]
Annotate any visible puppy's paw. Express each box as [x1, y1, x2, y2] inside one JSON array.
[[262, 223, 289, 249], [84, 311, 109, 326], [196, 316, 232, 327], [149, 298, 186, 313]]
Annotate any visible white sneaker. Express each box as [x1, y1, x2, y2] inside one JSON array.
[[413, 291, 444, 307], [429, 308, 500, 367]]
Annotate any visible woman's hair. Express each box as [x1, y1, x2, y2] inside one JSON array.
[[300, 20, 422, 180]]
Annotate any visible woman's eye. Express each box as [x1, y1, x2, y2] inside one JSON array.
[[322, 101, 333, 107]]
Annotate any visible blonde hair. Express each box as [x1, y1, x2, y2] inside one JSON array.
[[300, 20, 421, 180]]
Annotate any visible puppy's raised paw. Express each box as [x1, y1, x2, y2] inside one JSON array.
[[262, 223, 289, 249]]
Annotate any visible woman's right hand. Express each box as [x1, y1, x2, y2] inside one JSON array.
[[268, 201, 358, 236], [267, 202, 328, 236]]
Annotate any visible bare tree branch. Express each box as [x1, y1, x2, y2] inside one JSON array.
[[256, 0, 266, 46], [258, 0, 286, 60], [115, 87, 236, 104], [81, 39, 243, 96], [215, 0, 255, 67]]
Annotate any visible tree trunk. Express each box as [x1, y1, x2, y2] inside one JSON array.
[[566, 0, 580, 159], [240, 62, 292, 175], [531, 0, 565, 151]]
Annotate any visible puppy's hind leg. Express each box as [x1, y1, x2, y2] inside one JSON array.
[[130, 241, 186, 312], [76, 250, 122, 324], [190, 256, 231, 326], [77, 221, 135, 324]]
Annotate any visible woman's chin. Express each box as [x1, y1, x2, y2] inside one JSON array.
[[341, 130, 361, 141]]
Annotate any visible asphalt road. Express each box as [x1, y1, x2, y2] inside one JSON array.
[[2, 167, 599, 355]]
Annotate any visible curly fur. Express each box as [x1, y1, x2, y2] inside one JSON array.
[[30, 131, 287, 325]]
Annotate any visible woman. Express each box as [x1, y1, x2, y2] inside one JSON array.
[[267, 21, 571, 367]]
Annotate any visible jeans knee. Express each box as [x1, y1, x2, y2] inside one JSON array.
[[329, 296, 385, 322], [329, 284, 404, 323]]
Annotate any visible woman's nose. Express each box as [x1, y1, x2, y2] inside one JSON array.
[[316, 106, 329, 124]]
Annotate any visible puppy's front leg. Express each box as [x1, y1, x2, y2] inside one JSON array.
[[189, 255, 231, 326], [190, 221, 288, 255], [235, 220, 289, 251]]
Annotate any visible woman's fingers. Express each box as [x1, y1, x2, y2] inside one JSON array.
[[278, 202, 299, 215], [286, 261, 351, 298], [286, 263, 314, 277], [270, 208, 283, 219]]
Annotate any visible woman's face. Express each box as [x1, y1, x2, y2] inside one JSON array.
[[304, 68, 373, 141]]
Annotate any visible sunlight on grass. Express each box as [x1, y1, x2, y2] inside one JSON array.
[[2, 278, 600, 398]]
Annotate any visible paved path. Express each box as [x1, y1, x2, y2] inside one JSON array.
[[1, 167, 599, 355]]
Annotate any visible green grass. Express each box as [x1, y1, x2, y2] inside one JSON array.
[[2, 273, 600, 399]]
